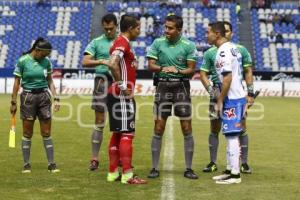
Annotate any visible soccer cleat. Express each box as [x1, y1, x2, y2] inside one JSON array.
[[89, 159, 99, 171], [212, 170, 231, 180], [215, 174, 241, 184], [107, 171, 121, 182], [126, 176, 147, 184], [147, 168, 160, 178], [184, 168, 199, 179], [121, 172, 147, 184], [22, 163, 31, 174], [241, 163, 252, 174], [48, 163, 60, 173], [203, 162, 218, 173]]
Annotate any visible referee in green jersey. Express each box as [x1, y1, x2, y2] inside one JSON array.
[[82, 13, 117, 171], [147, 14, 198, 179], [10, 37, 60, 173], [200, 21, 254, 173]]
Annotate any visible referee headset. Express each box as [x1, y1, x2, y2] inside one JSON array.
[[23, 37, 52, 60]]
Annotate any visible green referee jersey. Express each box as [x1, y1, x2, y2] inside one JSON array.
[[84, 34, 115, 75], [13, 54, 52, 90], [200, 44, 252, 84], [147, 36, 198, 78]]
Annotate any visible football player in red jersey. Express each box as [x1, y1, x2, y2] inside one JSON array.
[[106, 14, 146, 184]]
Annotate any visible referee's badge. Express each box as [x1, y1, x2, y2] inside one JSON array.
[[176, 56, 185, 64]]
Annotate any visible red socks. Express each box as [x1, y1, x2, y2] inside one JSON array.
[[119, 134, 134, 173], [108, 132, 121, 172], [109, 132, 134, 173]]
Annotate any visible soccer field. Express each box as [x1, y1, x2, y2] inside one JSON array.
[[0, 95, 299, 200]]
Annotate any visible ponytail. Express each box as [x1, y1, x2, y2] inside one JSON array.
[[22, 37, 52, 55]]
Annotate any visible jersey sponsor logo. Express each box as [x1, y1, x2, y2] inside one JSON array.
[[224, 108, 236, 119], [220, 51, 225, 57]]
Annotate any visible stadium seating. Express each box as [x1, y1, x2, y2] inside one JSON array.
[[0, 0, 93, 69], [0, 1, 239, 70], [251, 3, 300, 71], [106, 2, 239, 69]]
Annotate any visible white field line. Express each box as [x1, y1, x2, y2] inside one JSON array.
[[161, 117, 175, 200]]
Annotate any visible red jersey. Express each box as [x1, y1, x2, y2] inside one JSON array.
[[108, 35, 137, 96]]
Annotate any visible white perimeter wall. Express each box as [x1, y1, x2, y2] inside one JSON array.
[[2, 78, 300, 97]]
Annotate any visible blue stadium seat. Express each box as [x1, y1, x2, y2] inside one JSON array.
[[251, 5, 300, 71], [0, 0, 93, 69]]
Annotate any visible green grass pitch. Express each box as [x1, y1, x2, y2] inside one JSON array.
[[0, 94, 299, 200]]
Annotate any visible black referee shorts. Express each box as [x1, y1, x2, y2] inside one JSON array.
[[20, 90, 52, 120], [91, 74, 113, 112], [154, 81, 191, 119]]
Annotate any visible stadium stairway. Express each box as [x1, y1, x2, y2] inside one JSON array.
[[90, 0, 105, 39], [238, 0, 255, 63]]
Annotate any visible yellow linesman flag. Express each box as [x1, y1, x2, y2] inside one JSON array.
[[9, 115, 16, 148]]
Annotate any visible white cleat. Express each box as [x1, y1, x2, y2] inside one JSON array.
[[216, 174, 241, 184], [213, 174, 231, 181], [22, 163, 31, 174], [212, 170, 231, 180]]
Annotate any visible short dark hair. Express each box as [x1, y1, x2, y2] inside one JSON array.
[[165, 14, 183, 29], [120, 14, 139, 33], [102, 13, 117, 25], [210, 21, 226, 37], [223, 21, 232, 32]]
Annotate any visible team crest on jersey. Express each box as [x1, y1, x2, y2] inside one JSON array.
[[224, 108, 236, 119], [230, 48, 238, 57], [176, 55, 185, 64], [131, 60, 138, 69]]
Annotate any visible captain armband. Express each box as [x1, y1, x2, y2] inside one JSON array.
[[112, 50, 124, 58]]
